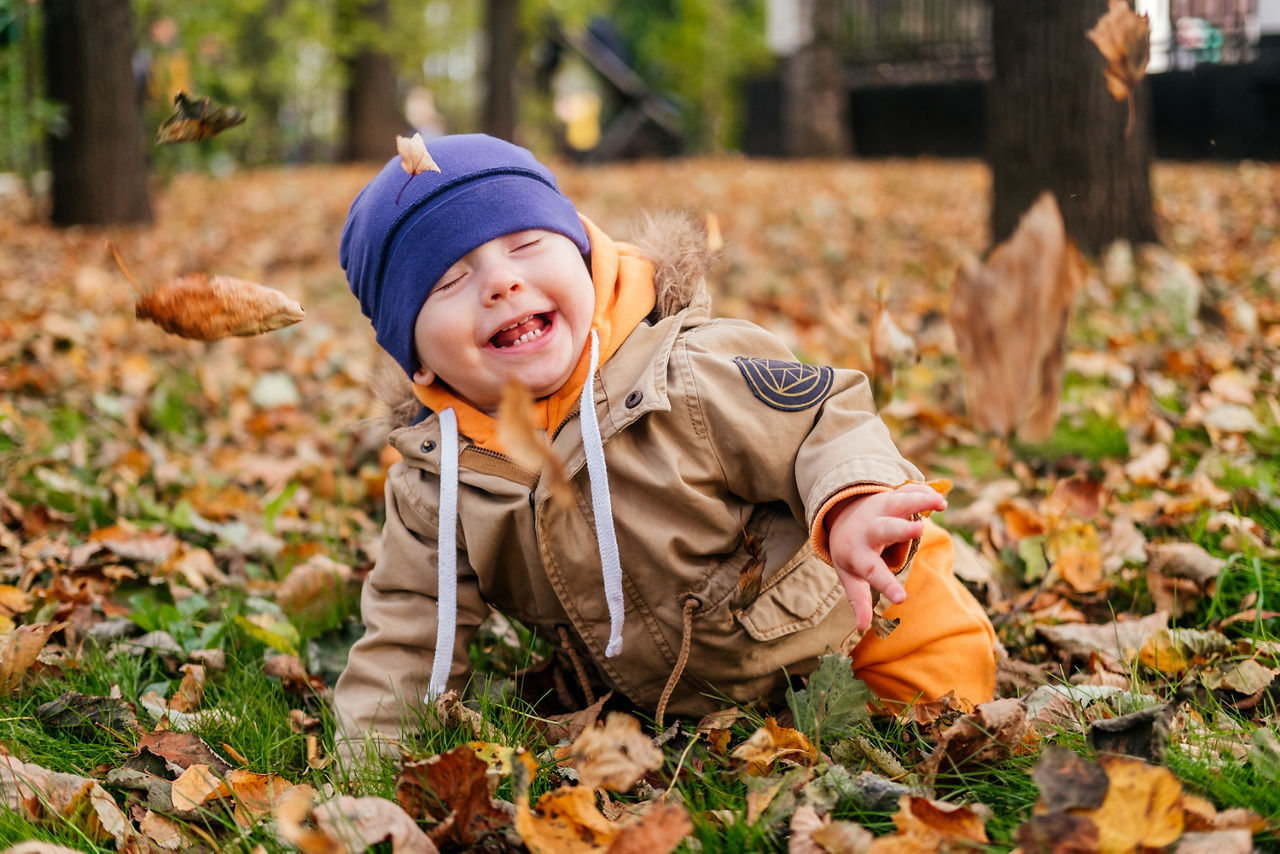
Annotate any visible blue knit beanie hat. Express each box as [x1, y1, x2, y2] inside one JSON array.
[[340, 134, 591, 377]]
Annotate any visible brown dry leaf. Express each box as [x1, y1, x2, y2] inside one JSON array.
[[0, 622, 59, 694], [1030, 745, 1109, 813], [263, 653, 326, 696], [922, 697, 1034, 777], [1146, 543, 1225, 587], [1174, 829, 1255, 854], [605, 800, 694, 854], [497, 379, 574, 510], [890, 795, 991, 846], [572, 712, 664, 792], [1037, 611, 1168, 670], [170, 764, 231, 813], [1014, 812, 1101, 854], [869, 280, 917, 403], [139, 810, 187, 851], [155, 91, 247, 145], [273, 785, 338, 854], [226, 768, 297, 827], [277, 555, 353, 625], [512, 750, 616, 854], [396, 745, 513, 849], [790, 803, 874, 854], [434, 688, 485, 738], [312, 795, 438, 853], [1087, 0, 1151, 136], [1048, 521, 1105, 593], [135, 273, 305, 340], [1137, 627, 1234, 674], [0, 754, 132, 845], [731, 716, 819, 776], [949, 192, 1083, 441], [136, 730, 236, 776], [1084, 754, 1184, 851], [397, 132, 441, 176], [168, 663, 206, 713]]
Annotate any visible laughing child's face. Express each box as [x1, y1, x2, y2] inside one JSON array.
[[411, 229, 596, 414]]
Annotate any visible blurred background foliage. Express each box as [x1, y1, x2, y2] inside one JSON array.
[[0, 0, 770, 177]]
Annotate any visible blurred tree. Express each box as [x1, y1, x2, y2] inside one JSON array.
[[339, 0, 408, 161], [988, 0, 1157, 253], [44, 0, 151, 225], [484, 0, 518, 140], [781, 0, 849, 157], [612, 0, 769, 153]]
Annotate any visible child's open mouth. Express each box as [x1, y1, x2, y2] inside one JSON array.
[[489, 313, 551, 349]]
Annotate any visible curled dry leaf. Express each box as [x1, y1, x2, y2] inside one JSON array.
[[136, 274, 305, 339], [155, 91, 246, 145], [731, 717, 819, 776], [571, 711, 664, 793], [0, 754, 132, 845], [497, 379, 574, 510], [1087, 0, 1151, 136], [0, 622, 59, 694], [395, 745, 514, 849], [312, 796, 439, 854], [922, 697, 1035, 777], [112, 243, 304, 340], [949, 192, 1083, 442], [892, 794, 991, 846]]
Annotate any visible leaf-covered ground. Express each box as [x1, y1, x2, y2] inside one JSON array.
[[1, 157, 1278, 852]]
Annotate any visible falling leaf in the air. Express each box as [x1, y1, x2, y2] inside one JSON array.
[[1087, 0, 1151, 137], [396, 132, 441, 204], [949, 192, 1084, 442], [155, 91, 246, 145], [497, 379, 574, 510], [112, 244, 304, 340]]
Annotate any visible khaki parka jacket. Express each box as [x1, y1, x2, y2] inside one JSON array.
[[334, 218, 924, 757]]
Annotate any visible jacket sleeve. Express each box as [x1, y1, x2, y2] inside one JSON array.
[[679, 318, 924, 555], [332, 461, 486, 763]]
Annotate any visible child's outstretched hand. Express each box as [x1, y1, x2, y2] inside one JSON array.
[[824, 483, 947, 631]]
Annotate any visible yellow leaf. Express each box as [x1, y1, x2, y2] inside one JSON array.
[[1081, 755, 1183, 851], [731, 717, 818, 776], [0, 622, 59, 695]]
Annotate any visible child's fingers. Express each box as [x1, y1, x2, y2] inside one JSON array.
[[884, 484, 947, 515], [838, 574, 874, 632], [865, 516, 925, 551]]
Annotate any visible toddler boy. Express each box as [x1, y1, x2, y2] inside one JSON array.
[[335, 134, 996, 759]]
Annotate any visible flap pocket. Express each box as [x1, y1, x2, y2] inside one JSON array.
[[733, 546, 845, 642]]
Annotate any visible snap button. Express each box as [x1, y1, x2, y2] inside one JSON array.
[[421, 440, 436, 453], [625, 391, 643, 408]]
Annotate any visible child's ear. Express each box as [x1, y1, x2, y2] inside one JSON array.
[[412, 366, 436, 386]]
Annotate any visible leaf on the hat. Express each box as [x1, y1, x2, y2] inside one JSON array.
[[155, 91, 246, 145], [112, 244, 304, 340], [497, 379, 574, 510], [397, 133, 440, 176]]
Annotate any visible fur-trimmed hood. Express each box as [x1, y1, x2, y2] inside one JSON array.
[[373, 211, 716, 429]]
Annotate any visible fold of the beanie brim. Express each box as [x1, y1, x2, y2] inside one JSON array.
[[376, 174, 591, 377]]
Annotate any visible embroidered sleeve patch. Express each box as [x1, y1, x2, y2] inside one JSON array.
[[733, 357, 834, 411]]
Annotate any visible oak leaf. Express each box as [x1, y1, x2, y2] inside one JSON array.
[[922, 697, 1035, 777], [155, 91, 246, 145], [949, 192, 1083, 442], [1087, 0, 1150, 136]]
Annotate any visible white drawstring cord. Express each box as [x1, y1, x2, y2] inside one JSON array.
[[427, 407, 458, 698], [580, 329, 626, 656]]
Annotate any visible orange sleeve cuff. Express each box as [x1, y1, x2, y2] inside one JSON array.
[[810, 484, 892, 565]]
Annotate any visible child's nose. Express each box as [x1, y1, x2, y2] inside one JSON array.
[[484, 280, 520, 304]]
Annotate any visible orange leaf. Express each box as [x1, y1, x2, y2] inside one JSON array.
[[497, 379, 574, 510], [135, 273, 305, 339], [1087, 0, 1150, 135], [730, 716, 818, 776]]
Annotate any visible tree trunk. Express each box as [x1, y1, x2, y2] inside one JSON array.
[[44, 0, 151, 226], [483, 0, 519, 141], [340, 0, 408, 162], [988, 0, 1157, 253], [782, 0, 850, 157]]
